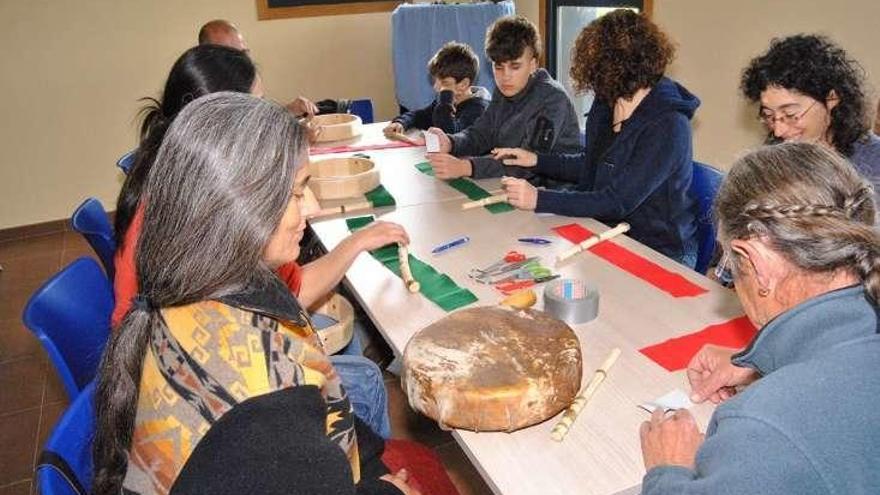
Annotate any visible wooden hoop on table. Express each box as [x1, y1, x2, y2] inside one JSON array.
[[308, 157, 380, 200], [312, 113, 363, 142]]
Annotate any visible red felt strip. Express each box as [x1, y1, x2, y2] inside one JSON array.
[[310, 141, 416, 155], [552, 223, 708, 298], [639, 315, 758, 371]]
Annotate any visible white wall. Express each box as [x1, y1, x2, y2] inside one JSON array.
[[1, 0, 877, 228], [0, 0, 398, 229]]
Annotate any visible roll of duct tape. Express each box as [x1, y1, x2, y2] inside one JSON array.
[[543, 278, 599, 325]]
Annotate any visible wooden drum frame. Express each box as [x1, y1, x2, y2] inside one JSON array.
[[312, 113, 363, 142], [308, 156, 380, 200], [311, 292, 355, 355], [402, 306, 583, 432]]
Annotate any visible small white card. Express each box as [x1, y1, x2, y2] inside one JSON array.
[[424, 131, 441, 152], [638, 389, 694, 413]]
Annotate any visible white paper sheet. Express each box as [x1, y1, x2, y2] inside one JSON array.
[[424, 131, 441, 152], [638, 389, 694, 413]]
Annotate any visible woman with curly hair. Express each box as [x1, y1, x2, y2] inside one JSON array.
[[494, 9, 699, 266], [741, 34, 880, 196]]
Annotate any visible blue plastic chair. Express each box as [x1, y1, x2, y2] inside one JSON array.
[[349, 99, 374, 124], [690, 162, 725, 274], [22, 257, 113, 400], [116, 149, 136, 174], [71, 198, 116, 280], [36, 382, 96, 495]]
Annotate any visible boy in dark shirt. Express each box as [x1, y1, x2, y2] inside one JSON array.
[[384, 42, 490, 136]]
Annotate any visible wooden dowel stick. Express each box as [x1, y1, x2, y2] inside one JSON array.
[[385, 131, 419, 145], [398, 244, 420, 293], [462, 194, 508, 210], [550, 348, 621, 442], [555, 223, 630, 266]]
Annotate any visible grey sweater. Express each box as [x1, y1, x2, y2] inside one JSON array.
[[448, 68, 581, 180], [642, 286, 880, 495]]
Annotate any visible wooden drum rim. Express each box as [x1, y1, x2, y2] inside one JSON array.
[[308, 156, 380, 200], [312, 113, 363, 142]]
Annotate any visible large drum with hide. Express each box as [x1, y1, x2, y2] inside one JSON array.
[[402, 306, 582, 432]]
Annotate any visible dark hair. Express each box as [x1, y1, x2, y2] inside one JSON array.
[[485, 15, 541, 64], [740, 34, 870, 157], [114, 44, 256, 245], [716, 142, 879, 303], [93, 92, 306, 494], [428, 42, 479, 83], [569, 9, 674, 103]]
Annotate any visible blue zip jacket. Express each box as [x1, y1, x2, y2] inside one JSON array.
[[643, 285, 880, 494], [534, 77, 699, 263]]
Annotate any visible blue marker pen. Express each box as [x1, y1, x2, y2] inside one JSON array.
[[431, 236, 470, 255], [517, 237, 552, 245]]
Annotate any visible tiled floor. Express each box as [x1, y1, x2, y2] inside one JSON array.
[[0, 231, 492, 494]]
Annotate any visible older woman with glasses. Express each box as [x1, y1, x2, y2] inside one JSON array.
[[741, 35, 880, 201], [637, 142, 880, 494]]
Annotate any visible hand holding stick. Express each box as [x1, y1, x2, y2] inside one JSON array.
[[462, 194, 508, 210], [386, 131, 420, 146], [555, 223, 630, 266], [550, 348, 621, 442], [398, 244, 420, 293]]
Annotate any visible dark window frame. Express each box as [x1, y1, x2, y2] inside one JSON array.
[[540, 0, 652, 76]]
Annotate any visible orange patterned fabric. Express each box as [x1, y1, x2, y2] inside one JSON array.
[[122, 300, 359, 494]]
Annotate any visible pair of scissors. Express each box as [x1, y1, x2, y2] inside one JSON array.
[[469, 251, 526, 277]]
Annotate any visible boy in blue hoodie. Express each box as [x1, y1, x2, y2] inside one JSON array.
[[384, 42, 490, 136], [495, 10, 699, 267]]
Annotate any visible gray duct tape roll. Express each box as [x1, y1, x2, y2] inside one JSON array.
[[543, 278, 599, 325]]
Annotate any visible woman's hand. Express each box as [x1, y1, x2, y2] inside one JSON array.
[[351, 221, 409, 252], [426, 153, 471, 179], [286, 96, 318, 118], [639, 408, 704, 471], [491, 147, 538, 167], [380, 469, 423, 495], [425, 127, 452, 153], [687, 345, 758, 404], [383, 122, 405, 136], [501, 177, 538, 210]]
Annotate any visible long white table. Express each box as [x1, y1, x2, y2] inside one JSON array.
[[309, 129, 744, 495]]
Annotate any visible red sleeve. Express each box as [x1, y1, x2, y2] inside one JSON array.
[[111, 204, 144, 329], [276, 261, 303, 296]]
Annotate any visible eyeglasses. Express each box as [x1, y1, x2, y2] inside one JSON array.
[[714, 250, 735, 288], [758, 100, 818, 128]]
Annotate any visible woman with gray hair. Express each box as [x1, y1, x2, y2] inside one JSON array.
[[93, 93, 419, 495], [637, 142, 880, 494]]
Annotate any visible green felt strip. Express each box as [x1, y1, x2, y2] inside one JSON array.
[[346, 215, 478, 312], [414, 162, 515, 213], [414, 161, 435, 176], [363, 184, 396, 208]]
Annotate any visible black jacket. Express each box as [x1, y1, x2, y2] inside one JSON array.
[[393, 86, 491, 134]]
